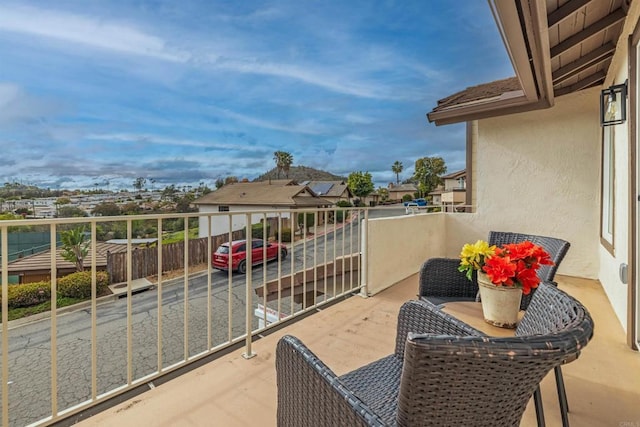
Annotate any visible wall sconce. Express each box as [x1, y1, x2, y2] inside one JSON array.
[[600, 81, 627, 126]]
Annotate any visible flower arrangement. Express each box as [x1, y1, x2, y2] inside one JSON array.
[[459, 240, 554, 295]]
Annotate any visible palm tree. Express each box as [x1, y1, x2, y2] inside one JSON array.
[[273, 151, 294, 179], [61, 227, 89, 272], [391, 161, 403, 185]]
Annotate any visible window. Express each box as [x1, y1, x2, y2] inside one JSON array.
[[218, 205, 229, 212], [600, 125, 615, 253]]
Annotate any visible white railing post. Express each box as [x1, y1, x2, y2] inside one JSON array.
[[50, 224, 58, 418], [243, 213, 256, 359], [360, 209, 369, 297], [1, 226, 9, 426]]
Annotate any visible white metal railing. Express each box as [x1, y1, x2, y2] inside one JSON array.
[[0, 206, 375, 426]]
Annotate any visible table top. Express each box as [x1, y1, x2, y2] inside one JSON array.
[[440, 301, 523, 337]]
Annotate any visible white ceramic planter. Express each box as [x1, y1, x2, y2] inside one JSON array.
[[477, 272, 523, 329]]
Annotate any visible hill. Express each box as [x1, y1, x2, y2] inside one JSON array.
[[253, 166, 346, 183]]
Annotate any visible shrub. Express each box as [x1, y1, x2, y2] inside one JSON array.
[[251, 223, 271, 239], [57, 271, 110, 299], [6, 281, 51, 308], [402, 194, 413, 203], [335, 200, 352, 208], [280, 227, 292, 242]]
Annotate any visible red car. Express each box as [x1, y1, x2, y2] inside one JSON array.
[[212, 239, 288, 274]]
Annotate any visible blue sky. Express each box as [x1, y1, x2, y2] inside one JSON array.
[[0, 1, 513, 191]]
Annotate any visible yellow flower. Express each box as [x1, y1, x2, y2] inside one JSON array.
[[459, 240, 496, 280]]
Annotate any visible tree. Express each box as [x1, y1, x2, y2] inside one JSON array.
[[224, 176, 239, 185], [412, 156, 447, 197], [377, 187, 389, 202], [273, 151, 293, 178], [391, 161, 403, 185], [92, 202, 121, 217], [133, 177, 146, 193], [215, 178, 225, 189], [56, 197, 71, 206], [61, 227, 89, 272], [347, 171, 375, 200], [57, 206, 88, 218], [161, 184, 178, 201]]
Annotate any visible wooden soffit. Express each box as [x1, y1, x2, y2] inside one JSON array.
[[428, 0, 630, 126]]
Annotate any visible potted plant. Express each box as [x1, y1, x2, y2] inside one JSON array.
[[458, 240, 553, 328]]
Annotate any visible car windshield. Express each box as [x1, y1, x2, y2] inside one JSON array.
[[216, 245, 230, 254]]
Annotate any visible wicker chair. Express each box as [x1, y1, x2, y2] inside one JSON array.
[[275, 282, 593, 426], [418, 231, 570, 310]]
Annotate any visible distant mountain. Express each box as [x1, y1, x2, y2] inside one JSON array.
[[253, 166, 347, 183]]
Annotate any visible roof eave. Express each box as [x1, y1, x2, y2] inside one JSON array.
[[428, 96, 552, 126], [428, 0, 554, 126]]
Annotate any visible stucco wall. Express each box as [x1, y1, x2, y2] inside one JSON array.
[[365, 212, 446, 295], [465, 87, 602, 279], [197, 205, 292, 239], [596, 0, 640, 332]]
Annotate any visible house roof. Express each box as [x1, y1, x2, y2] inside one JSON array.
[[303, 181, 352, 198], [194, 181, 332, 207], [428, 0, 630, 125], [7, 242, 127, 274], [441, 169, 466, 180], [388, 183, 417, 192], [431, 78, 521, 113]]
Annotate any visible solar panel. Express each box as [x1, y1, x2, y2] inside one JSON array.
[[311, 183, 334, 195]]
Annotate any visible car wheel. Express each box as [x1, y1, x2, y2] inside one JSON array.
[[280, 248, 288, 260], [237, 260, 247, 274]]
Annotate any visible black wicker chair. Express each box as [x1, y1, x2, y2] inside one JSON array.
[[275, 282, 593, 426], [418, 231, 571, 310], [418, 231, 572, 426]]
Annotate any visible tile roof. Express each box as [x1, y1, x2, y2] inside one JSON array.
[[194, 181, 332, 207], [388, 183, 417, 192], [441, 169, 466, 179], [7, 242, 127, 274], [431, 77, 521, 112]]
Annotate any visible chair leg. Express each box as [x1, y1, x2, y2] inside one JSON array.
[[533, 386, 546, 427], [555, 366, 570, 427]]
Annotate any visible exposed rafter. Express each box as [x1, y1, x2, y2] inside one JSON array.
[[550, 8, 626, 58], [547, 0, 591, 27], [552, 42, 615, 84], [555, 70, 606, 96]]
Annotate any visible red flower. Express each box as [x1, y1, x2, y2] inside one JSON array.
[[477, 241, 554, 293], [482, 256, 517, 286]]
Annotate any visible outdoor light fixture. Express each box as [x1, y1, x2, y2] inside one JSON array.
[[600, 81, 627, 126]]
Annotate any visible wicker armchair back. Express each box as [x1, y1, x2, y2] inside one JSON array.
[[418, 231, 570, 310]]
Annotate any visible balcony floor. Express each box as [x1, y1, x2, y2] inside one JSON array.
[[77, 274, 640, 426]]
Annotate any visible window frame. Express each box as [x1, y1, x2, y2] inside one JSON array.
[[600, 124, 615, 254]]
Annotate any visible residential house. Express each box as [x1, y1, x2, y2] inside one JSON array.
[[387, 182, 418, 202], [300, 180, 353, 205], [428, 0, 638, 349], [7, 242, 127, 284], [194, 180, 332, 239], [429, 169, 467, 210]]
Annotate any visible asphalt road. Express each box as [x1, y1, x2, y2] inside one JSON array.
[[0, 206, 405, 426]]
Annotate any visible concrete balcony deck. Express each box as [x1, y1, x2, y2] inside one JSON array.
[[77, 274, 640, 426]]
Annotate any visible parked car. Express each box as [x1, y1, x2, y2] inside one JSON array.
[[405, 202, 419, 214], [212, 239, 288, 274], [403, 198, 427, 207]]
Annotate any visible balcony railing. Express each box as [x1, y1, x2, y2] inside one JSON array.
[[0, 206, 385, 426]]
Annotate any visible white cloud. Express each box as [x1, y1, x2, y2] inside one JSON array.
[[0, 4, 189, 62], [0, 83, 61, 124], [86, 133, 258, 152]]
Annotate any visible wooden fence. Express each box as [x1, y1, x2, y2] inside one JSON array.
[[107, 230, 245, 284]]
